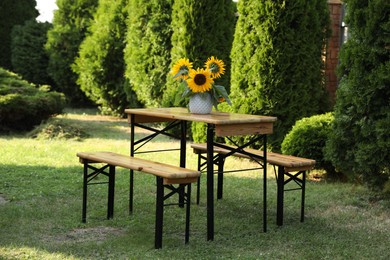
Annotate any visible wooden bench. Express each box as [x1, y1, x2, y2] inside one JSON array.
[[191, 143, 315, 226], [77, 151, 200, 249]]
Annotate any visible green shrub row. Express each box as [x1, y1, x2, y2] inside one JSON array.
[[0, 68, 65, 132]]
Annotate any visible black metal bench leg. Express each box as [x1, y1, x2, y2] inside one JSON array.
[[185, 183, 192, 244], [196, 154, 201, 205], [155, 177, 164, 249], [129, 170, 134, 214], [301, 171, 306, 222], [82, 162, 88, 223], [107, 165, 115, 219], [276, 166, 284, 226]]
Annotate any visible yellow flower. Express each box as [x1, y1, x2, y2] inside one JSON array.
[[171, 58, 193, 80], [186, 68, 214, 93], [204, 56, 225, 78]]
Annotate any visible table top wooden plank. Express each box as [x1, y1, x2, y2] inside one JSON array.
[[125, 107, 277, 125]]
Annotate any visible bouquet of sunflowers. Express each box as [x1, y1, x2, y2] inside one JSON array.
[[171, 56, 232, 110]]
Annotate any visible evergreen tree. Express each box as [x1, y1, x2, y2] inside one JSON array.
[[162, 0, 235, 108], [326, 0, 390, 191], [46, 0, 98, 106], [11, 20, 53, 86], [74, 0, 136, 115], [162, 0, 235, 142], [0, 0, 38, 70], [229, 0, 331, 151], [124, 0, 173, 108]]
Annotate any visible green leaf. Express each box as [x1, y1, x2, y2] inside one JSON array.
[[214, 85, 232, 105]]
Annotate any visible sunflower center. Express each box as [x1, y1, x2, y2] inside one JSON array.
[[194, 74, 207, 85]]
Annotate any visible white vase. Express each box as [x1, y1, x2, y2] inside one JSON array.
[[188, 93, 213, 114]]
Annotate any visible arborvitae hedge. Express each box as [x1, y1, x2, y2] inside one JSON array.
[[163, 0, 235, 108], [11, 20, 53, 86], [162, 0, 235, 141], [325, 0, 390, 192], [46, 0, 98, 106], [74, 0, 136, 115], [229, 0, 330, 151], [124, 0, 173, 108]]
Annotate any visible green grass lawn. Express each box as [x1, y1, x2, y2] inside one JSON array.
[[1, 109, 389, 259]]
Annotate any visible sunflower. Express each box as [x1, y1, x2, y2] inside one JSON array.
[[186, 68, 214, 93], [204, 56, 225, 78], [171, 58, 193, 80]]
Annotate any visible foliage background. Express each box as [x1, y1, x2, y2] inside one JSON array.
[[0, 0, 38, 70], [45, 0, 98, 106], [229, 0, 331, 151], [124, 0, 173, 108], [325, 0, 390, 191], [162, 0, 236, 142], [73, 0, 134, 115], [11, 20, 53, 87]]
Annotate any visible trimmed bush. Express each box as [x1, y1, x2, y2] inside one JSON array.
[[281, 113, 338, 178], [0, 68, 65, 132]]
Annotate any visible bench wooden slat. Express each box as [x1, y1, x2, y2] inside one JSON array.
[[191, 143, 315, 170], [77, 151, 199, 181]]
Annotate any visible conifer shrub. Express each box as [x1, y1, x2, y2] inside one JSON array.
[[162, 0, 235, 141], [124, 0, 173, 108], [229, 0, 331, 151], [281, 113, 338, 178], [74, 0, 135, 115], [0, 68, 65, 132], [325, 0, 390, 191], [11, 20, 53, 86], [46, 0, 98, 106]]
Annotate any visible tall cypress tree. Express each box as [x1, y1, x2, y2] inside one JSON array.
[[11, 20, 53, 86], [46, 0, 98, 106], [74, 0, 136, 115], [162, 0, 235, 141], [230, 0, 331, 151], [0, 0, 38, 70], [326, 0, 390, 191], [162, 0, 235, 108], [124, 0, 173, 108]]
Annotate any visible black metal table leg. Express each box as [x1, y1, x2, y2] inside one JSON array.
[[206, 124, 214, 241], [301, 171, 306, 222], [217, 156, 225, 200], [179, 121, 187, 207], [130, 114, 135, 214], [263, 136, 267, 232], [82, 162, 88, 223]]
